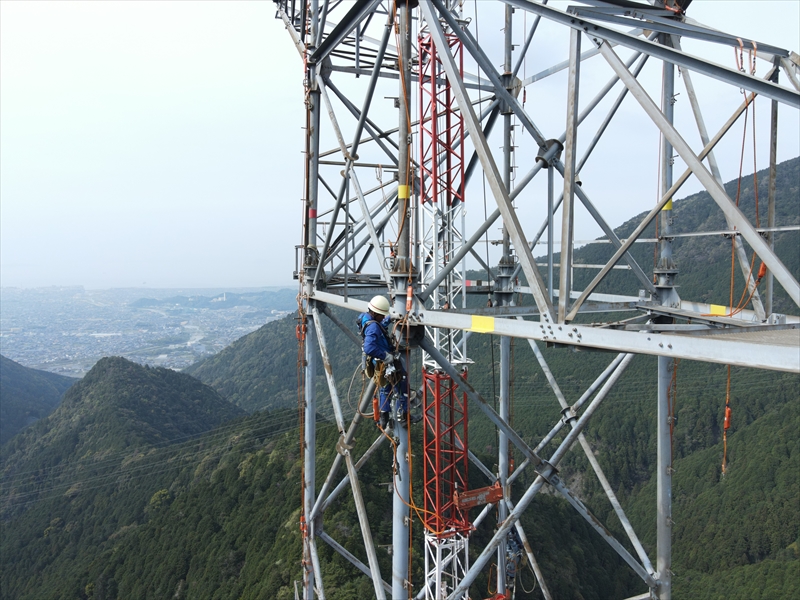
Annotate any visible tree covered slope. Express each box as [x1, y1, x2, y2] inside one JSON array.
[[0, 354, 76, 445], [0, 159, 797, 599]]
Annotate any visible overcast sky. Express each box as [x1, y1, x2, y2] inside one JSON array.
[[1, 1, 798, 290]]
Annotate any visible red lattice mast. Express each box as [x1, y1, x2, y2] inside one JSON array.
[[419, 32, 465, 207], [419, 30, 469, 537]]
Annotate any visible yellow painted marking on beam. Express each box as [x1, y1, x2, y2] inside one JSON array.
[[470, 315, 495, 333], [709, 304, 728, 315], [398, 185, 410, 199], [663, 199, 673, 210]]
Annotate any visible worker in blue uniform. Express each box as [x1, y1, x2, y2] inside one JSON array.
[[358, 295, 419, 430]]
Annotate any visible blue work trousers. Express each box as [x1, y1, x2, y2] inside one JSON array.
[[377, 357, 408, 414]]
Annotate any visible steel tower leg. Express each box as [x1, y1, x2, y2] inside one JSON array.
[[495, 5, 515, 593], [393, 4, 413, 595], [656, 356, 673, 600], [559, 26, 581, 323], [767, 66, 780, 318], [393, 417, 411, 599], [655, 36, 676, 600], [302, 0, 322, 592], [304, 313, 318, 599]]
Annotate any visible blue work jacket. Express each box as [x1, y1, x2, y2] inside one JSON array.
[[359, 313, 393, 359]]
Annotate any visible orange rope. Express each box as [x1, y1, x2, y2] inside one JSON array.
[[721, 49, 756, 474]]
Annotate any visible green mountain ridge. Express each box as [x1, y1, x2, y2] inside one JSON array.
[[180, 157, 799, 598], [0, 355, 76, 446], [0, 159, 797, 599], [2, 357, 245, 470], [0, 357, 251, 599]]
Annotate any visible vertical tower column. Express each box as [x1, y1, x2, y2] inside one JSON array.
[[655, 35, 677, 600], [392, 3, 413, 597], [766, 67, 779, 318], [395, 0, 413, 282], [303, 311, 317, 599], [495, 5, 515, 593], [559, 26, 581, 323], [301, 0, 321, 595]]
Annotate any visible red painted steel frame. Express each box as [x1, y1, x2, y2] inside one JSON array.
[[419, 32, 465, 206], [422, 370, 470, 536]]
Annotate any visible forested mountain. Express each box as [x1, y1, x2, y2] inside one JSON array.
[[182, 157, 799, 597], [189, 158, 800, 416], [0, 355, 76, 445], [569, 156, 799, 314], [0, 357, 248, 598], [184, 314, 308, 412], [0, 160, 797, 599], [0, 362, 638, 599]]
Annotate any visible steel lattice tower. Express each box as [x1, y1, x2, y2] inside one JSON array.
[[280, 1, 800, 598]]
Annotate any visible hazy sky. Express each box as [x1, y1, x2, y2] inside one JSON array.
[[1, 1, 798, 289]]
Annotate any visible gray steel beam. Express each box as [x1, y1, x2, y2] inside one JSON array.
[[434, 3, 655, 296], [523, 332, 654, 575], [559, 27, 581, 322], [596, 40, 800, 308], [308, 538, 326, 599], [310, 379, 376, 521], [502, 0, 800, 108], [320, 303, 362, 346], [319, 433, 386, 515], [303, 310, 318, 598], [497, 6, 515, 589], [312, 290, 800, 372], [767, 64, 779, 317], [391, 5, 413, 597], [548, 476, 657, 587], [311, 0, 383, 62], [345, 443, 387, 600], [394, 0, 413, 278], [505, 500, 553, 600], [656, 355, 673, 599], [446, 353, 636, 599], [656, 45, 676, 599], [676, 37, 766, 321], [566, 76, 776, 320], [316, 78, 393, 288], [547, 164, 555, 300], [313, 309, 386, 599], [318, 532, 392, 595], [422, 0, 555, 321], [572, 7, 789, 57]]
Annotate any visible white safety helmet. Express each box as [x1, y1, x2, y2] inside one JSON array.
[[368, 295, 390, 316]]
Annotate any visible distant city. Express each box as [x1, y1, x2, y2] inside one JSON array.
[[0, 286, 295, 377]]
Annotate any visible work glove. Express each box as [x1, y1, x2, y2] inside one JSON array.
[[384, 352, 394, 364]]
